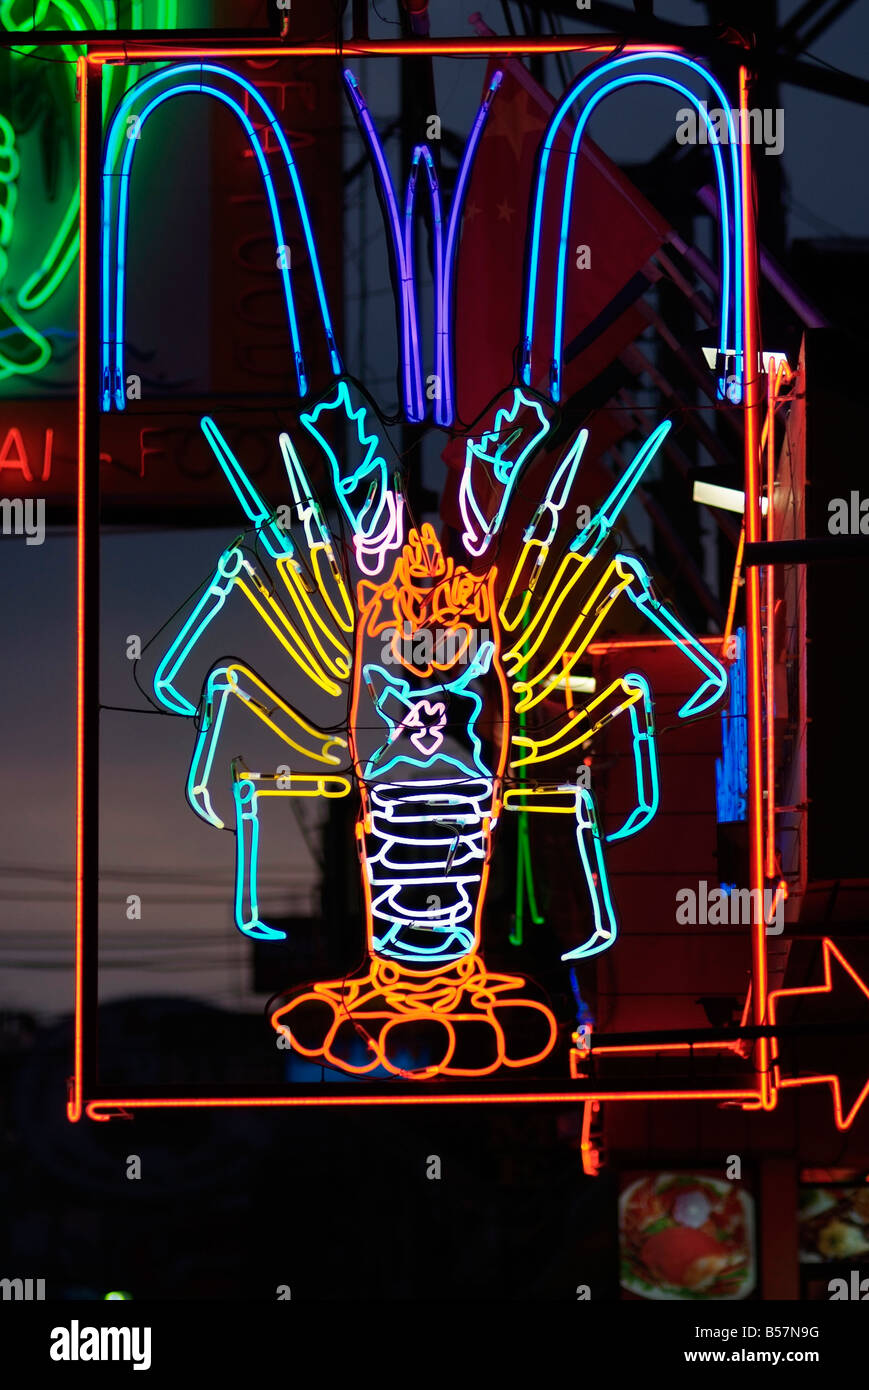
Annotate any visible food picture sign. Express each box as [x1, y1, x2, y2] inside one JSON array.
[[619, 1172, 756, 1301]]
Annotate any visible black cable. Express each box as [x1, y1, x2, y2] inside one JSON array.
[[372, 0, 401, 27]]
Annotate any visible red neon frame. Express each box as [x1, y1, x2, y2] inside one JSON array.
[[70, 38, 766, 1121], [739, 66, 775, 1114], [88, 41, 682, 64]]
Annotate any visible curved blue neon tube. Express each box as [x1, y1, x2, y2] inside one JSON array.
[[523, 52, 742, 404], [102, 63, 341, 410], [437, 69, 502, 426], [344, 66, 501, 427], [344, 69, 424, 422], [405, 146, 444, 425]]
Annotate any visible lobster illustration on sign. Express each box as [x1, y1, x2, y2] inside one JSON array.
[[104, 54, 738, 1079], [149, 382, 726, 1078]]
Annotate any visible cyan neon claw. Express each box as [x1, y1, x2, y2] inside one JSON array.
[[154, 681, 197, 717], [606, 805, 655, 842], [235, 919, 288, 942], [561, 931, 618, 962], [187, 787, 224, 830], [677, 673, 728, 719]]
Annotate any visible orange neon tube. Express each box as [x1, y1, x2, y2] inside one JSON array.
[[88, 41, 682, 65], [592, 1041, 744, 1056], [764, 367, 776, 877], [580, 1101, 600, 1176], [768, 940, 869, 1129], [85, 1086, 760, 1118], [763, 361, 794, 878], [721, 525, 744, 655], [739, 66, 773, 1112], [587, 635, 723, 654], [71, 37, 759, 1120]]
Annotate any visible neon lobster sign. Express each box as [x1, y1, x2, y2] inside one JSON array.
[[98, 51, 741, 1083]]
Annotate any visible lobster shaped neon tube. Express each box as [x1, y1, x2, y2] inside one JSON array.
[[151, 383, 727, 1078]]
